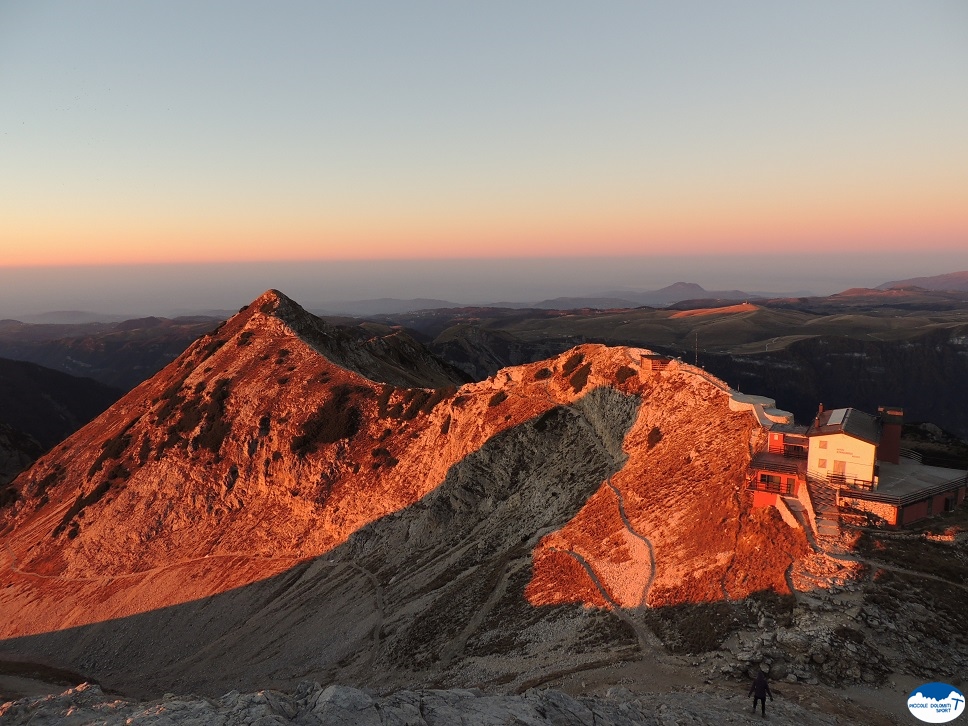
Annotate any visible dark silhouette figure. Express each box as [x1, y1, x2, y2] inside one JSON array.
[[748, 671, 774, 717]]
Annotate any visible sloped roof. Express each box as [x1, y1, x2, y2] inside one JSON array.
[[770, 423, 808, 434], [750, 451, 806, 476], [807, 407, 881, 445]]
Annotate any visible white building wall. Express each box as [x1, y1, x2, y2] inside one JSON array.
[[807, 433, 876, 483]]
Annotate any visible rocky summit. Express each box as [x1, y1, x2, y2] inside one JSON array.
[[0, 290, 963, 724]]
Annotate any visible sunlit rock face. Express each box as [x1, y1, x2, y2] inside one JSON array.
[[527, 365, 806, 609], [0, 289, 809, 696]]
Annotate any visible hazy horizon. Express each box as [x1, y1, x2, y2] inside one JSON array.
[[2, 252, 965, 319]]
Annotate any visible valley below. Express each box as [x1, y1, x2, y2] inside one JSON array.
[[376, 292, 968, 441]]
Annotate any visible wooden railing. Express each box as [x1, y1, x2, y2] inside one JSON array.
[[807, 468, 874, 491], [747, 478, 797, 496], [809, 467, 968, 507], [641, 355, 672, 371], [837, 473, 967, 507], [753, 459, 802, 476]]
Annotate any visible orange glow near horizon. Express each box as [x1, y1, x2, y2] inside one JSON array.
[[4, 142, 968, 267], [3, 196, 967, 268]]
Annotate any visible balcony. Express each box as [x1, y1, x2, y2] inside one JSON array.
[[808, 469, 875, 492], [747, 476, 797, 496]]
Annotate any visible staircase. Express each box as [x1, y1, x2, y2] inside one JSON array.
[[805, 476, 843, 545]]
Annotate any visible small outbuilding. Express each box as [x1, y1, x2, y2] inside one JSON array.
[[748, 425, 808, 506]]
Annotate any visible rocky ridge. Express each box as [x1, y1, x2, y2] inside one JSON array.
[[0, 289, 811, 697]]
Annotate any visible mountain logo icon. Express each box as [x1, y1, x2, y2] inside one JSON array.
[[907, 682, 965, 723]]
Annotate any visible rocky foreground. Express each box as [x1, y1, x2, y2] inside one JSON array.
[[1, 680, 864, 725]]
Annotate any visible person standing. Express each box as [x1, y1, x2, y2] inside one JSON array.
[[748, 671, 774, 717]]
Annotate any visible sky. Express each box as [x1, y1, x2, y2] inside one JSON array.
[[1, 2, 967, 313]]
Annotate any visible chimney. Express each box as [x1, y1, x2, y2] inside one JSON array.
[[877, 406, 903, 465]]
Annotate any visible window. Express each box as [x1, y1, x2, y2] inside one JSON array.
[[818, 458, 827, 468], [819, 440, 828, 449], [759, 473, 782, 492]]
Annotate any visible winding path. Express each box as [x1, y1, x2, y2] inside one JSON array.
[[3, 536, 301, 584], [830, 551, 968, 592], [604, 478, 656, 606], [535, 360, 665, 620], [549, 546, 616, 607], [790, 522, 968, 594], [549, 546, 663, 651]]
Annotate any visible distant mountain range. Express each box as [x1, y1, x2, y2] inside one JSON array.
[[316, 297, 466, 316], [316, 282, 805, 316], [10, 310, 131, 325], [10, 310, 239, 325], [877, 270, 968, 292], [314, 272, 968, 316], [595, 281, 760, 307], [12, 272, 967, 321], [338, 274, 966, 316]]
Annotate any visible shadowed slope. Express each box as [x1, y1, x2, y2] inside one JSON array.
[[0, 424, 42, 487], [0, 317, 221, 391]]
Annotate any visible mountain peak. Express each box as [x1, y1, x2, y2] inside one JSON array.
[[658, 281, 707, 293], [190, 289, 468, 391], [247, 288, 302, 319], [877, 270, 968, 292]]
